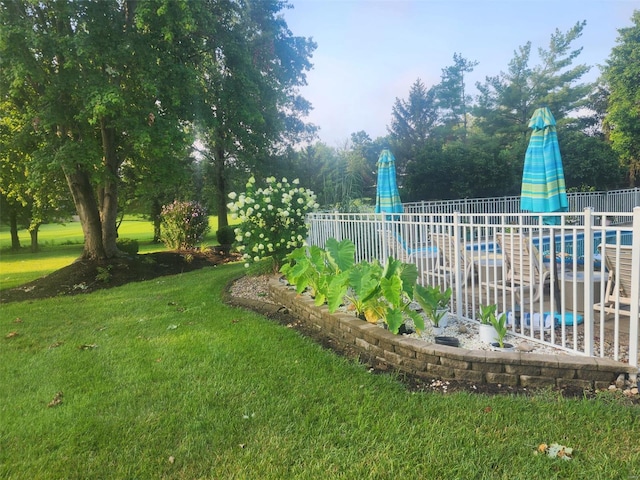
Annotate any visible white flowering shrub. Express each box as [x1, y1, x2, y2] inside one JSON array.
[[228, 176, 319, 268]]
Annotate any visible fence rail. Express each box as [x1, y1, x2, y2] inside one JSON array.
[[403, 187, 640, 223], [306, 207, 640, 370]]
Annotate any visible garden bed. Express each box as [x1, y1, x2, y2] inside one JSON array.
[[267, 276, 636, 390]]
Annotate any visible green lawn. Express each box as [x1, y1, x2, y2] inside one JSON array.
[[1, 261, 639, 478], [0, 216, 227, 289]]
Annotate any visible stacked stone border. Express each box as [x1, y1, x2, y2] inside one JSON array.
[[268, 278, 636, 390]]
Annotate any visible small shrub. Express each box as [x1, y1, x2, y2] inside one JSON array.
[[95, 265, 113, 283], [116, 238, 139, 256], [216, 226, 235, 246], [160, 200, 211, 250]]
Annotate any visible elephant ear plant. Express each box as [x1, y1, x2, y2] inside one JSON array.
[[280, 238, 355, 312], [413, 284, 452, 328], [281, 239, 424, 335]]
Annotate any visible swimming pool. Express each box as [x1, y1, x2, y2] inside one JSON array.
[[465, 230, 633, 265]]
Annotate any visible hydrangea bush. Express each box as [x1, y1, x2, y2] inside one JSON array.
[[228, 176, 318, 268], [159, 200, 210, 250]]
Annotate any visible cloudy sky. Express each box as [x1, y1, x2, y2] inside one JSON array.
[[283, 0, 637, 146]]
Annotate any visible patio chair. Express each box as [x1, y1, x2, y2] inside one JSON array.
[[379, 229, 436, 266], [429, 232, 474, 286], [594, 245, 637, 318], [495, 232, 550, 304]]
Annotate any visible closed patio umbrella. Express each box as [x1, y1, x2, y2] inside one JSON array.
[[520, 107, 580, 326], [375, 148, 403, 216], [520, 106, 568, 224]]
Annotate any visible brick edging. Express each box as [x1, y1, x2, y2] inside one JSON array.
[[268, 277, 635, 389]]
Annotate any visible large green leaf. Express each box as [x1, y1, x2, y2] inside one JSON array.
[[381, 275, 402, 308], [326, 271, 349, 313], [325, 237, 355, 273], [385, 308, 404, 334]]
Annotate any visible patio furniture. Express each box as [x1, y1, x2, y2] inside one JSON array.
[[380, 229, 437, 266], [594, 244, 637, 318], [429, 232, 474, 285], [496, 232, 550, 304]]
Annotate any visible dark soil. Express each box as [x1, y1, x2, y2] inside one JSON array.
[[0, 249, 240, 304], [3, 252, 636, 403]]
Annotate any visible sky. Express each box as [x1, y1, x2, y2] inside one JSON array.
[[282, 0, 638, 146]]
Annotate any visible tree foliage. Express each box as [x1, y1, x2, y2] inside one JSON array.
[[603, 10, 640, 186]]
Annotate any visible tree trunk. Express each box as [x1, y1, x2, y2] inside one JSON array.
[[213, 145, 229, 229], [9, 208, 20, 251], [29, 223, 39, 253], [99, 120, 120, 257], [151, 198, 162, 243], [64, 165, 107, 260]]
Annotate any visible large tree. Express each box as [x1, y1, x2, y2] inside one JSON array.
[[603, 10, 640, 186], [195, 0, 316, 228], [475, 21, 592, 142], [0, 0, 200, 259]]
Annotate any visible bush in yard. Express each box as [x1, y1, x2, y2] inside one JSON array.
[[228, 176, 318, 269], [160, 200, 210, 250], [216, 225, 235, 246], [116, 238, 139, 256]]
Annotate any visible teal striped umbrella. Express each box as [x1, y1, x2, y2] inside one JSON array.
[[375, 149, 403, 216], [520, 107, 581, 326], [520, 107, 568, 225]]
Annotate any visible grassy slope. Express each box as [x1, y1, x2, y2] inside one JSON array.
[[1, 264, 638, 479], [0, 216, 226, 290]]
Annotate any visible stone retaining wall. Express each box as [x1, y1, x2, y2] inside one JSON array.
[[268, 278, 636, 390]]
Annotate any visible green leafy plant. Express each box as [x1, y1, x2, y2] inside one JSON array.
[[228, 176, 318, 269], [159, 200, 210, 250], [478, 304, 508, 347], [378, 258, 423, 334], [478, 304, 497, 325], [95, 265, 113, 283], [413, 284, 452, 327], [490, 311, 509, 348], [280, 238, 355, 312], [216, 226, 235, 246]]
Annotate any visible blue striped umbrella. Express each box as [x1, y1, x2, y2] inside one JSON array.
[[375, 149, 403, 216], [520, 107, 581, 325], [520, 107, 568, 225]]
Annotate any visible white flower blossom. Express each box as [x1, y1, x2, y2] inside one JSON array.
[[292, 178, 299, 185], [228, 192, 237, 200]]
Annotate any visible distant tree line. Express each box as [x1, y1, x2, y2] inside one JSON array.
[[288, 13, 640, 207]]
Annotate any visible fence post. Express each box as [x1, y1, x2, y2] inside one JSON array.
[[453, 211, 462, 318], [629, 206, 640, 371], [583, 208, 595, 357]]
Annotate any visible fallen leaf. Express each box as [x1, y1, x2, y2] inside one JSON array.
[[49, 341, 63, 349], [167, 324, 178, 330], [168, 456, 175, 464], [78, 344, 98, 350], [13, 318, 23, 323], [47, 391, 63, 408], [5, 331, 19, 338], [483, 406, 492, 413]]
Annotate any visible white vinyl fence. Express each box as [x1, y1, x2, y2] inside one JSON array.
[[306, 207, 640, 370], [403, 187, 640, 224]]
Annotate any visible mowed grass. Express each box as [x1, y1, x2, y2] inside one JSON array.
[[1, 263, 639, 478], [0, 216, 228, 289]]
